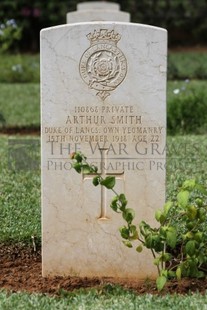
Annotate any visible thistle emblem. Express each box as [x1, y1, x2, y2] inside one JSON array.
[[79, 29, 127, 101]]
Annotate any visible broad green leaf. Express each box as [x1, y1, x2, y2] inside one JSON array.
[[188, 259, 199, 277], [168, 271, 176, 278], [136, 245, 143, 253], [166, 227, 177, 249], [153, 236, 164, 252], [119, 226, 129, 239], [91, 165, 98, 173], [184, 231, 194, 239], [74, 152, 84, 163], [198, 253, 205, 265], [163, 201, 173, 216], [161, 269, 168, 277], [129, 225, 137, 234], [194, 232, 202, 242], [162, 253, 172, 262], [139, 221, 151, 237], [156, 276, 167, 291], [93, 176, 100, 186], [119, 193, 128, 208], [122, 240, 133, 248], [130, 227, 138, 239], [160, 227, 167, 238], [187, 205, 197, 220], [72, 163, 82, 173], [155, 210, 162, 222], [159, 214, 166, 225], [197, 208, 206, 222], [82, 164, 91, 174], [153, 257, 160, 266], [177, 190, 189, 208], [195, 198, 203, 207], [111, 195, 119, 203], [185, 240, 196, 256], [110, 201, 118, 212], [122, 208, 135, 224], [182, 179, 196, 190], [145, 234, 153, 248], [129, 225, 139, 240], [110, 196, 119, 212], [176, 267, 182, 280], [100, 176, 115, 189]]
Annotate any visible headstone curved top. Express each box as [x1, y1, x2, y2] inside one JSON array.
[[67, 1, 130, 23], [77, 1, 120, 11]]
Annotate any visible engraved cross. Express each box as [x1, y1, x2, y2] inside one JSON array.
[[83, 148, 124, 220]]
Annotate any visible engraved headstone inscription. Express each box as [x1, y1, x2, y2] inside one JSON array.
[[41, 3, 167, 278]]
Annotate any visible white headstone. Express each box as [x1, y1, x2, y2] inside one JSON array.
[[77, 2, 120, 11], [67, 1, 130, 23], [41, 7, 167, 279]]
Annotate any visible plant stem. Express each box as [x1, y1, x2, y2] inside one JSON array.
[[151, 248, 161, 275]]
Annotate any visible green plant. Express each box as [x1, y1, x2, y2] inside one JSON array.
[[168, 53, 207, 80], [0, 19, 22, 53], [167, 80, 207, 134], [2, 288, 207, 309], [141, 179, 207, 290], [71, 152, 207, 291]]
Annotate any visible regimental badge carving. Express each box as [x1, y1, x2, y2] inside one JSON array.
[[79, 29, 127, 100]]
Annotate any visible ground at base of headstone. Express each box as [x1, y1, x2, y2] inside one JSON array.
[[0, 244, 207, 296]]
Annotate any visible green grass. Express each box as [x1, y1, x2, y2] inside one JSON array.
[[167, 80, 207, 96], [0, 287, 207, 309], [0, 83, 40, 128], [167, 134, 207, 179], [0, 54, 40, 83], [0, 135, 206, 245], [167, 80, 207, 134], [0, 136, 40, 244], [166, 135, 207, 200], [168, 52, 207, 80]]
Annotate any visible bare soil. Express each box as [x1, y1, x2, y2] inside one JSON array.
[[0, 126, 40, 136], [169, 46, 207, 52], [1, 244, 207, 296]]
